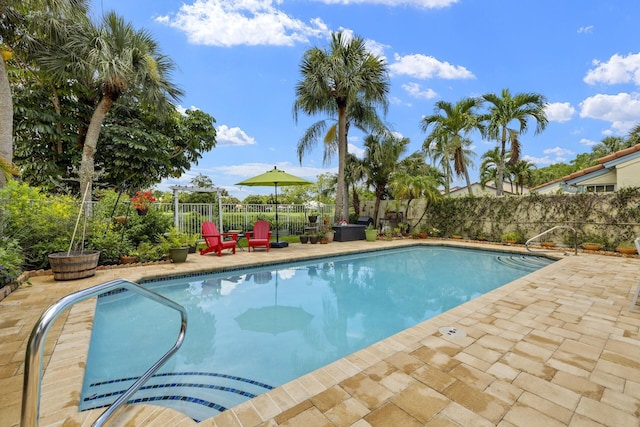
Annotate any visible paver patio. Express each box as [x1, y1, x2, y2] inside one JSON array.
[[1, 239, 640, 426]]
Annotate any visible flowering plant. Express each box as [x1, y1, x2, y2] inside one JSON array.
[[130, 190, 156, 210]]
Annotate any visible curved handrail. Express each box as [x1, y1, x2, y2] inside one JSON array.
[[21, 278, 188, 427], [525, 225, 578, 256]]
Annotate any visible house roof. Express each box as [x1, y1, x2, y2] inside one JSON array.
[[531, 142, 640, 191]]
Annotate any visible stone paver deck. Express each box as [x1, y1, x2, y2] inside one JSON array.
[[2, 239, 640, 426]]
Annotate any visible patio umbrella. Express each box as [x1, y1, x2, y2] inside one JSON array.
[[236, 166, 313, 248], [234, 271, 313, 334]]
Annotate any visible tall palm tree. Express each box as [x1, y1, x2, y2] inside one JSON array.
[[293, 32, 390, 221], [39, 12, 183, 198], [421, 98, 483, 196], [481, 88, 548, 196], [0, 0, 88, 188], [361, 133, 409, 222]]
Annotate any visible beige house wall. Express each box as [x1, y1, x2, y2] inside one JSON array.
[[576, 169, 616, 186], [618, 157, 640, 188]]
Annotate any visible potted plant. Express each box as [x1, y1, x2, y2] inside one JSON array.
[[398, 222, 409, 237], [410, 230, 420, 239], [582, 242, 603, 251], [130, 190, 156, 215], [185, 232, 200, 253], [308, 212, 318, 224], [299, 234, 309, 244], [309, 233, 320, 244], [365, 224, 377, 242], [419, 225, 429, 239], [616, 241, 638, 255], [501, 231, 519, 244], [159, 227, 190, 263]]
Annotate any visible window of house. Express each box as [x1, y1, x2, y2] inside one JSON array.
[[585, 184, 615, 193]]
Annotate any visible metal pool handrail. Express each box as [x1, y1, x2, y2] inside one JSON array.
[[21, 278, 188, 427], [525, 225, 578, 256]]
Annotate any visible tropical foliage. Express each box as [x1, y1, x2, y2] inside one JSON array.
[[481, 88, 548, 195], [421, 97, 484, 195], [294, 31, 390, 221]]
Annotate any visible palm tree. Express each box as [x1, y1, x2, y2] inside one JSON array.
[[479, 147, 508, 190], [390, 152, 443, 228], [361, 133, 409, 222], [422, 130, 453, 195], [508, 159, 535, 194], [0, 0, 88, 188], [293, 32, 390, 221], [481, 88, 548, 196], [39, 12, 183, 198], [421, 98, 483, 196]]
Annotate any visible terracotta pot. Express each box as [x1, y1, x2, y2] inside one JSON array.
[[582, 244, 602, 251], [617, 246, 638, 255], [120, 255, 138, 264]]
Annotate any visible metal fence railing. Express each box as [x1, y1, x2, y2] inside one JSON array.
[[154, 203, 335, 236]]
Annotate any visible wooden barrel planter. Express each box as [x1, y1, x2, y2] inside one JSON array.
[[48, 250, 100, 281]]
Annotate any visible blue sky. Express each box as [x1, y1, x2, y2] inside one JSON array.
[[91, 0, 640, 199]]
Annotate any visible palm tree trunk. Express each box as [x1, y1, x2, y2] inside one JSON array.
[[464, 167, 473, 196], [80, 96, 113, 203], [335, 105, 347, 221], [496, 128, 507, 196], [0, 57, 13, 188]]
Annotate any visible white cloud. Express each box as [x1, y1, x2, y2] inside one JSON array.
[[577, 25, 593, 34], [579, 92, 640, 134], [544, 102, 575, 122], [523, 147, 574, 166], [156, 0, 328, 47], [389, 53, 475, 80], [175, 105, 199, 115], [216, 125, 256, 146], [348, 143, 366, 158], [544, 146, 573, 158], [580, 138, 598, 147], [402, 82, 438, 99], [316, 0, 458, 7], [584, 52, 640, 85]]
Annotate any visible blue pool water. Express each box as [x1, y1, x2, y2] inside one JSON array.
[[79, 246, 553, 421]]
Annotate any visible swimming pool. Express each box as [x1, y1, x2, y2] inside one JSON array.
[[79, 246, 553, 421]]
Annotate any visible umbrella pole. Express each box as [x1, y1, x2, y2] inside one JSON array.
[[271, 182, 288, 248]]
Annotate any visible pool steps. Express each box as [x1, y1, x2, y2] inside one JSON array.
[[495, 255, 555, 272], [80, 371, 273, 422]]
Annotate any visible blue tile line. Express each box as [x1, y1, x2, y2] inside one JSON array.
[[89, 371, 273, 390], [82, 381, 257, 403], [83, 395, 227, 422]]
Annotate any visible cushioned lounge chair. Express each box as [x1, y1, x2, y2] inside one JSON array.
[[200, 221, 237, 257], [245, 220, 271, 252]]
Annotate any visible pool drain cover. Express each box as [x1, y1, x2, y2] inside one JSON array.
[[439, 326, 467, 338]]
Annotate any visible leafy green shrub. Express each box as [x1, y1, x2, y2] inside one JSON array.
[[0, 238, 24, 288], [136, 242, 164, 262], [87, 223, 127, 265], [92, 189, 172, 247], [0, 181, 78, 269]]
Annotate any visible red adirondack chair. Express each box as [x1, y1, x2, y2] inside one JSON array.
[[200, 221, 237, 256], [245, 220, 272, 252]]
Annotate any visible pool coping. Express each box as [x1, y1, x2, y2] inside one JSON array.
[[4, 238, 640, 426]]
